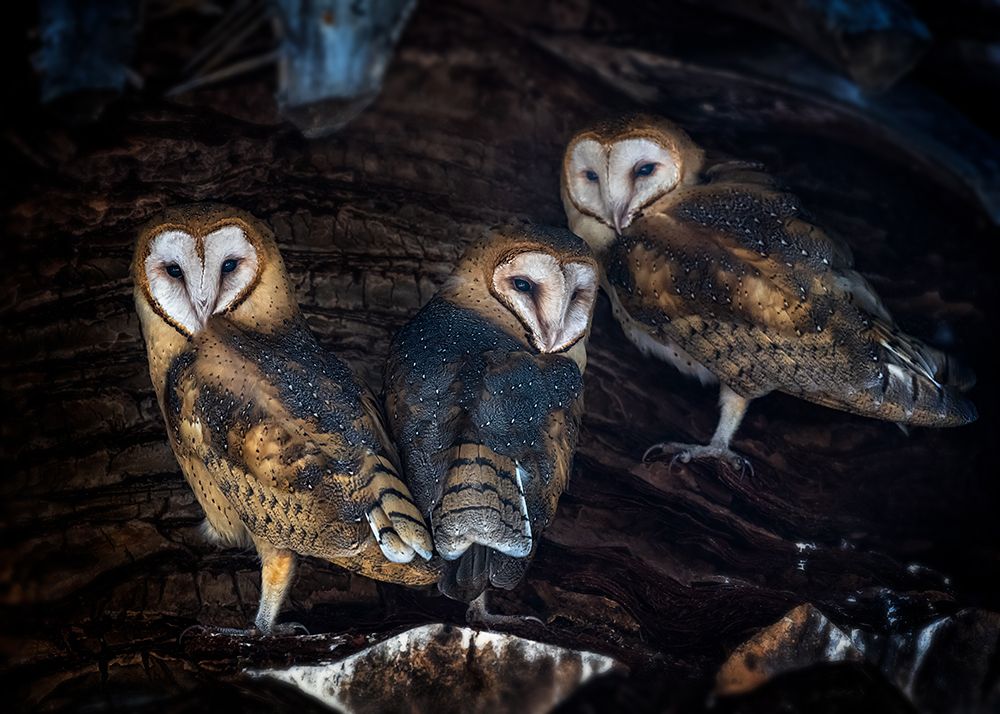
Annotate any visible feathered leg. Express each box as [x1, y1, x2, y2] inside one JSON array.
[[179, 541, 306, 639], [253, 543, 305, 635], [644, 384, 751, 470]]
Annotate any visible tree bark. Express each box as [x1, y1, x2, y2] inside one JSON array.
[[1, 1, 997, 712]]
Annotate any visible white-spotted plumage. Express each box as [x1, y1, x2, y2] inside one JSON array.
[[133, 204, 438, 635], [561, 115, 976, 469], [384, 224, 598, 611]]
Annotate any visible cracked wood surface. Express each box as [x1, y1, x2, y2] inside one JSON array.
[[1, 1, 997, 711]]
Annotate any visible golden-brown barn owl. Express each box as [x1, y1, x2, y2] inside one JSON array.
[[561, 115, 976, 468], [383, 224, 598, 623], [132, 204, 438, 635]]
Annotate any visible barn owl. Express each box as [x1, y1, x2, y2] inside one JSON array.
[[561, 115, 976, 468], [132, 204, 438, 635], [384, 224, 598, 623]]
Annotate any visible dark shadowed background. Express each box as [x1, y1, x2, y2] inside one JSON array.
[[2, 1, 998, 712]]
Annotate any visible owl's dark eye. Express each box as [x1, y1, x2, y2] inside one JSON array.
[[584, 170, 599, 182], [221, 258, 239, 274], [165, 263, 183, 279], [635, 162, 657, 177], [512, 277, 533, 293]]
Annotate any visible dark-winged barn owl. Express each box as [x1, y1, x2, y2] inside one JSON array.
[[561, 115, 976, 468], [384, 224, 598, 622], [132, 204, 438, 635]]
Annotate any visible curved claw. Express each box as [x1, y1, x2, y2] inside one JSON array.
[[179, 624, 258, 644], [643, 441, 688, 463], [643, 441, 693, 465], [466, 593, 545, 631], [178, 624, 208, 645], [468, 610, 545, 631], [669, 452, 690, 470], [717, 450, 754, 479], [268, 621, 310, 637], [644, 441, 753, 474], [642, 443, 664, 463]]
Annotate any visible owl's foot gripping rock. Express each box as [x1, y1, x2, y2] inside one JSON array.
[[266, 621, 310, 636], [643, 385, 752, 473], [466, 592, 545, 631], [179, 621, 309, 643], [643, 441, 752, 474]]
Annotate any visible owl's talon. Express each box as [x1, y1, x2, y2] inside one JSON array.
[[179, 621, 309, 641], [643, 442, 673, 462], [644, 440, 751, 472], [268, 621, 310, 637], [179, 624, 260, 643], [178, 624, 207, 644], [732, 455, 754, 478], [466, 593, 544, 631], [643, 441, 694, 463]]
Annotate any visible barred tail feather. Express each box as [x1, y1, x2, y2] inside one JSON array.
[[867, 324, 977, 426], [873, 322, 976, 390], [365, 454, 433, 562], [898, 336, 976, 392], [432, 442, 532, 563], [876, 363, 977, 427]]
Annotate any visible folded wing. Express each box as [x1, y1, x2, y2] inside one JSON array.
[[612, 171, 976, 426]]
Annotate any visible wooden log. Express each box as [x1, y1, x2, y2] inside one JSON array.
[[1, 1, 996, 711]]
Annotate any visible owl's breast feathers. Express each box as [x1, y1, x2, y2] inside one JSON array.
[[606, 173, 975, 426], [163, 315, 438, 586], [385, 298, 584, 600]]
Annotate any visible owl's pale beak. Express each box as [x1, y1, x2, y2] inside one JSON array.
[[539, 328, 583, 354], [534, 323, 559, 353], [194, 295, 213, 323], [612, 205, 631, 235], [537, 322, 574, 353]]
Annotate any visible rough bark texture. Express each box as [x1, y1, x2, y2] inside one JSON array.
[[1, 1, 998, 712]]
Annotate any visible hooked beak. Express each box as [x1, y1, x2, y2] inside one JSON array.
[[534, 281, 584, 353], [536, 327, 582, 354], [533, 319, 560, 353], [194, 294, 214, 323], [537, 333, 562, 353], [537, 308, 576, 353], [611, 204, 631, 235]]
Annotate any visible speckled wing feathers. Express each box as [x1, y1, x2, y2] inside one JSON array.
[[611, 168, 975, 426], [385, 298, 584, 600], [165, 316, 436, 583]]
